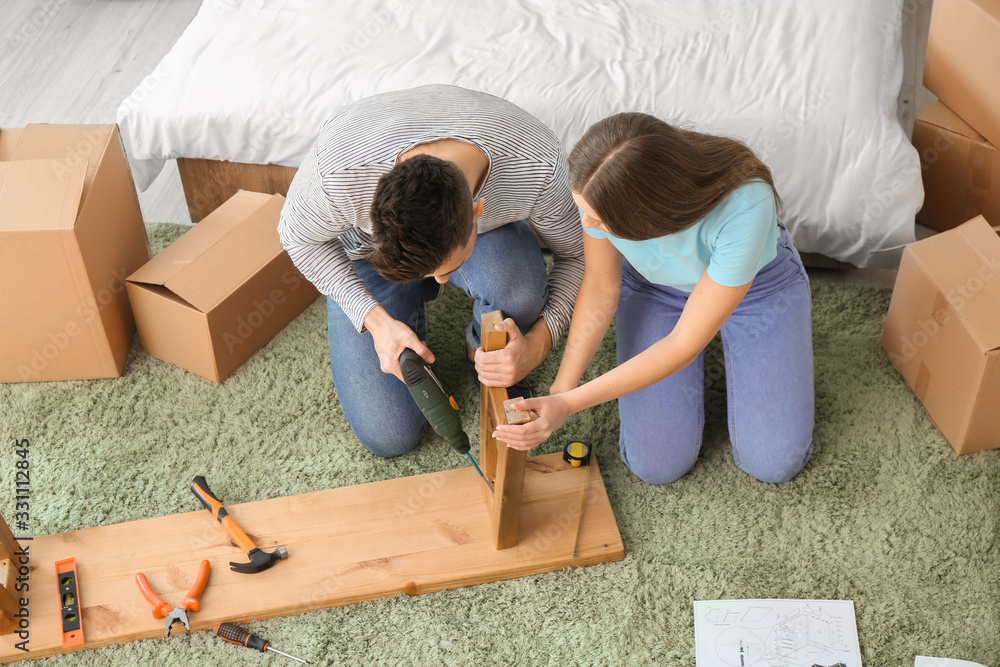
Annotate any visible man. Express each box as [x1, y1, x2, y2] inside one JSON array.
[[278, 84, 583, 457]]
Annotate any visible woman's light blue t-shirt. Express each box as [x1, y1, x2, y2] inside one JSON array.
[[583, 181, 779, 292]]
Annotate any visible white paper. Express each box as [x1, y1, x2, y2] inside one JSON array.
[[915, 658, 988, 667], [693, 599, 863, 667]]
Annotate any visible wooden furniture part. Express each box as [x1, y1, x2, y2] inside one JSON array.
[[797, 251, 853, 270], [0, 451, 623, 663], [478, 311, 528, 550], [502, 398, 531, 425], [0, 518, 23, 636], [177, 158, 297, 222]]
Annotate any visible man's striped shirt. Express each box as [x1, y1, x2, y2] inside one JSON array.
[[277, 84, 584, 343]]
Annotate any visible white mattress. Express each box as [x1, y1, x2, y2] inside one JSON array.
[[118, 0, 921, 267]]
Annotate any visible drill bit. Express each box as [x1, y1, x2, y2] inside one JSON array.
[[467, 452, 494, 494]]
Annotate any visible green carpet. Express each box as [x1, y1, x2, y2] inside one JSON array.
[[1, 222, 998, 666]]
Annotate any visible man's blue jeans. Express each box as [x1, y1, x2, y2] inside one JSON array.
[[327, 220, 548, 457], [615, 224, 814, 484]]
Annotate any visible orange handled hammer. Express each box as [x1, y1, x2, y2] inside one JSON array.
[[190, 476, 288, 574]]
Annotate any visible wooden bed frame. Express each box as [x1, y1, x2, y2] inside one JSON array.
[[177, 157, 854, 269], [177, 158, 297, 223]]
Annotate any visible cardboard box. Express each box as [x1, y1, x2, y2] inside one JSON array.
[[0, 124, 149, 383], [126, 191, 319, 383], [881, 216, 1000, 454], [913, 101, 1000, 232], [924, 0, 1000, 149]]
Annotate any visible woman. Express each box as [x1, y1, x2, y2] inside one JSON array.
[[494, 112, 813, 484]]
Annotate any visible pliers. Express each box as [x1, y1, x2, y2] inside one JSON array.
[[135, 560, 211, 637]]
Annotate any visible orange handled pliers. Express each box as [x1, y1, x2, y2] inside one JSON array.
[[135, 560, 211, 637]]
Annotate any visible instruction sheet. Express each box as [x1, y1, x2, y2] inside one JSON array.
[[693, 599, 863, 667]]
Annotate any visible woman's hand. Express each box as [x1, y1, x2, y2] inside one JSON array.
[[547, 377, 578, 396], [493, 393, 573, 451]]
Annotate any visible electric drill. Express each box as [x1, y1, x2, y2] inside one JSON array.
[[399, 348, 470, 454]]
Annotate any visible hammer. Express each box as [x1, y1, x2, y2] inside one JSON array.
[[190, 476, 289, 574]]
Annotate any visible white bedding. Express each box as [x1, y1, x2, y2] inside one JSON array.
[[118, 0, 921, 267]]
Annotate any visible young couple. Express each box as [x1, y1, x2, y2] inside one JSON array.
[[278, 84, 813, 486]]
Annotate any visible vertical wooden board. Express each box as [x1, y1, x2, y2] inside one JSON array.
[[481, 310, 507, 352], [485, 384, 526, 550], [479, 387, 498, 508], [0, 560, 15, 606], [0, 587, 18, 634], [490, 445, 526, 550], [479, 309, 526, 550], [0, 516, 21, 625], [0, 513, 22, 562]]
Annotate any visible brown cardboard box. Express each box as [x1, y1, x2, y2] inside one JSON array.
[[881, 216, 1000, 454], [913, 101, 1000, 232], [0, 124, 149, 383], [126, 191, 319, 383], [924, 0, 1000, 149]]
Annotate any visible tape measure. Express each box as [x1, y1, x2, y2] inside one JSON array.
[[563, 441, 591, 467]]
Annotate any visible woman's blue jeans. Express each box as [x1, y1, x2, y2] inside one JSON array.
[[326, 220, 548, 457], [615, 224, 814, 485]]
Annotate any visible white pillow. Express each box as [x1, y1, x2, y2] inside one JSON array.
[[118, 0, 920, 266]]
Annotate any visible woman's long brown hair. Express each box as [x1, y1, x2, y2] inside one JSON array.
[[567, 112, 781, 241]]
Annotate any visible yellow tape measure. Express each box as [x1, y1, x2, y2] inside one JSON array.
[[563, 441, 591, 467]]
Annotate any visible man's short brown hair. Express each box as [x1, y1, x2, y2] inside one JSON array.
[[369, 154, 474, 282]]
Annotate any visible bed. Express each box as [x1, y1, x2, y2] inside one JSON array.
[[117, 0, 922, 268]]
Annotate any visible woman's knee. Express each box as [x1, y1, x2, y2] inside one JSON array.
[[735, 436, 813, 484], [627, 460, 694, 485], [620, 434, 701, 485]]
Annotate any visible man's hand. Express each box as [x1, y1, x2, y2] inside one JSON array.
[[493, 393, 572, 451], [365, 306, 434, 382], [474, 318, 550, 387]]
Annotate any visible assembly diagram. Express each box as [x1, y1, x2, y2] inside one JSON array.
[[693, 599, 862, 667]]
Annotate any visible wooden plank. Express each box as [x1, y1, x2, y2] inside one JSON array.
[[502, 398, 531, 425], [479, 308, 503, 508], [0, 517, 20, 566], [0, 516, 21, 632], [0, 557, 16, 613], [479, 387, 498, 504], [0, 587, 18, 636], [0, 453, 623, 663], [481, 310, 507, 353], [798, 251, 854, 270], [177, 158, 298, 222], [479, 310, 527, 550], [489, 424, 526, 549]]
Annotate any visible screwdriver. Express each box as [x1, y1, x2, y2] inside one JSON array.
[[215, 622, 310, 664]]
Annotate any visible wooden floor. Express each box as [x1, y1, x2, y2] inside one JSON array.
[[0, 0, 201, 225], [0, 0, 938, 288]]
